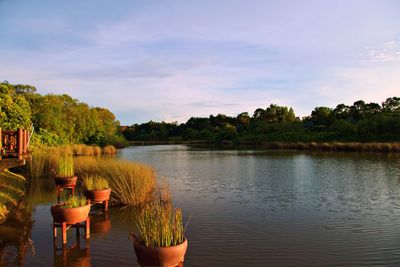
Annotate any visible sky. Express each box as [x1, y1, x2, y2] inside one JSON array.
[[0, 0, 400, 124]]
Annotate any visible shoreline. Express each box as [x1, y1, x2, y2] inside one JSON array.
[[128, 140, 400, 153]]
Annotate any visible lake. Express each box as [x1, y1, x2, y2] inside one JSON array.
[[1, 145, 400, 266]]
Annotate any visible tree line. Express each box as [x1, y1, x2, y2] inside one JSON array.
[[0, 81, 127, 147], [122, 98, 400, 143]]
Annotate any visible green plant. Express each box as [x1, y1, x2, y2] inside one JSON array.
[[134, 199, 186, 247], [63, 195, 87, 208], [82, 175, 109, 190], [57, 155, 74, 177]]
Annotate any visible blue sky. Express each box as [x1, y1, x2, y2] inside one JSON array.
[[1, 0, 399, 124]]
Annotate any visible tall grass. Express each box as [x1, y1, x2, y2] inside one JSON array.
[[62, 195, 87, 208], [93, 145, 102, 155], [82, 175, 109, 190], [134, 195, 185, 247], [56, 155, 74, 177], [27, 144, 116, 180], [74, 157, 156, 205], [102, 145, 117, 155], [27, 145, 154, 206], [0, 170, 26, 222]]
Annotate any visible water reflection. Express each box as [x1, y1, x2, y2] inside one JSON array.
[[90, 211, 111, 236], [53, 238, 90, 267], [0, 203, 34, 267]]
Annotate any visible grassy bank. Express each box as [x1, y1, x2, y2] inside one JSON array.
[[238, 141, 400, 153], [128, 140, 209, 146], [130, 140, 400, 153], [0, 170, 26, 222]]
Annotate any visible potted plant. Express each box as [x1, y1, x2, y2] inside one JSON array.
[[132, 200, 188, 267], [82, 175, 111, 203], [54, 155, 77, 187], [50, 196, 90, 224]]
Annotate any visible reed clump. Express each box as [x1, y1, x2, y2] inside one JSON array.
[[102, 145, 117, 155], [134, 198, 185, 247], [27, 144, 116, 180], [92, 145, 102, 155], [74, 157, 156, 205], [27, 147, 63, 180], [82, 175, 109, 190], [62, 195, 87, 208], [82, 145, 95, 156], [57, 155, 74, 178]]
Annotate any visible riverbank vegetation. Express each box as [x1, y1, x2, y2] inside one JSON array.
[[26, 145, 155, 206], [122, 98, 400, 146], [0, 81, 127, 147], [74, 157, 155, 205], [0, 170, 26, 222]]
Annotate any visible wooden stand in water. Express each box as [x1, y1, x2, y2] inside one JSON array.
[[53, 217, 90, 245]]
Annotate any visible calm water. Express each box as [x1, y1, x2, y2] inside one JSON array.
[[1, 145, 400, 266]]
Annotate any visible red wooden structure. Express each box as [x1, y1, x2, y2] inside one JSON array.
[[53, 217, 90, 245], [0, 128, 31, 170]]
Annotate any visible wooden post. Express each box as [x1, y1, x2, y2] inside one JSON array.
[[62, 222, 67, 244], [17, 128, 23, 159], [24, 130, 28, 154]]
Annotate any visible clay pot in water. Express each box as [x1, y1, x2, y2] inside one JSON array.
[[54, 176, 77, 187], [84, 188, 111, 203], [133, 238, 188, 267], [50, 203, 91, 224]]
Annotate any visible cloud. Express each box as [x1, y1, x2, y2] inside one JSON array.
[[186, 101, 238, 108], [359, 40, 400, 64], [1, 0, 400, 124]]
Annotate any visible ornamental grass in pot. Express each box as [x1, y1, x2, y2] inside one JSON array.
[[132, 199, 188, 267], [51, 196, 91, 224], [83, 175, 111, 203], [54, 155, 77, 187]]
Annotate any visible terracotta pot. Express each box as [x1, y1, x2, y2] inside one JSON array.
[[51, 203, 91, 224], [54, 176, 77, 187], [84, 188, 111, 202], [133, 238, 188, 267]]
